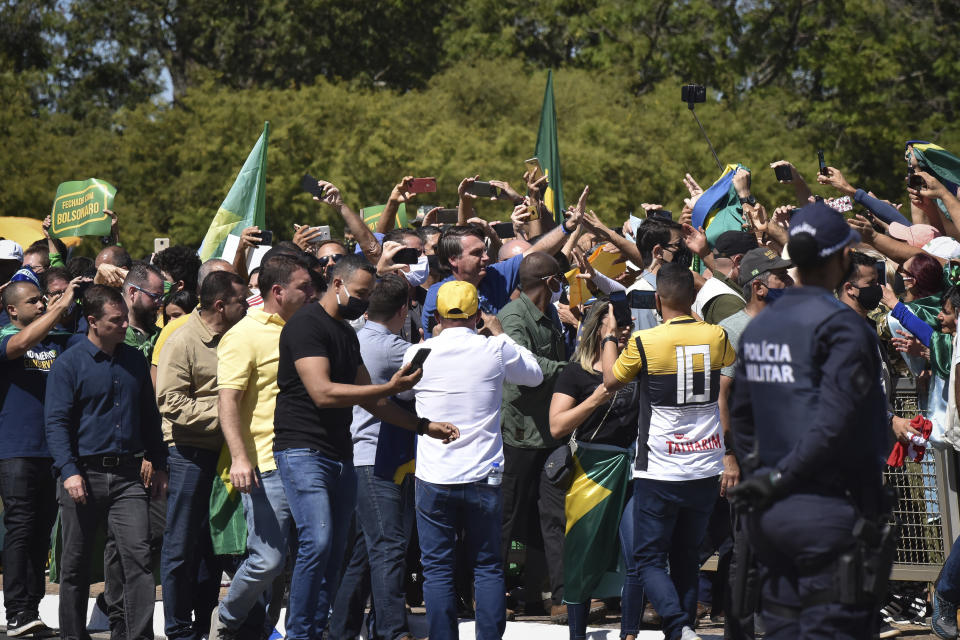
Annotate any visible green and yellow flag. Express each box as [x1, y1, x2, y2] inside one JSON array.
[[535, 70, 565, 224], [563, 446, 632, 604], [209, 443, 247, 555], [199, 122, 269, 261], [907, 140, 960, 196]]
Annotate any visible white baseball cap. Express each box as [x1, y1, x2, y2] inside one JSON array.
[[0, 239, 23, 264]]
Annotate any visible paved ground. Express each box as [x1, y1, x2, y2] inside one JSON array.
[[0, 578, 945, 639]]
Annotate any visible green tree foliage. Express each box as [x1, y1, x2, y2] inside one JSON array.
[[3, 1, 960, 257]]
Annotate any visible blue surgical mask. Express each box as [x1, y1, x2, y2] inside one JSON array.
[[764, 287, 787, 304]]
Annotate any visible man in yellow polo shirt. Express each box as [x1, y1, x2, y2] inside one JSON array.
[[215, 253, 316, 640]]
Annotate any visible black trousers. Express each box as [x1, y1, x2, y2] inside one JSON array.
[[0, 457, 58, 619], [500, 444, 566, 605], [58, 463, 155, 640]]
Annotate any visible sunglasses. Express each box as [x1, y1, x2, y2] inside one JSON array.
[[131, 284, 163, 301], [318, 254, 344, 268]]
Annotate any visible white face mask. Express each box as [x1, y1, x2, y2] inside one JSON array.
[[248, 287, 260, 298], [403, 254, 430, 287]]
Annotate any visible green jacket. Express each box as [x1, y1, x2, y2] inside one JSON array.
[[498, 293, 568, 449]]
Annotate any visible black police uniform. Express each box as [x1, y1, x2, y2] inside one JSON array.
[[730, 286, 889, 639]]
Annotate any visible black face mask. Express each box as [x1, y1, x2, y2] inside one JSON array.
[[336, 285, 369, 321], [853, 283, 883, 311], [670, 244, 693, 270]]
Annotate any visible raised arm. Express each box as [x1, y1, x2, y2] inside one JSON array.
[[377, 176, 417, 234], [315, 180, 383, 265]]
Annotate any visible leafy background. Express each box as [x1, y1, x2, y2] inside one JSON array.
[[3, 0, 960, 257]]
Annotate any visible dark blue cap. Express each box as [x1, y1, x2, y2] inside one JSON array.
[[788, 201, 860, 258]]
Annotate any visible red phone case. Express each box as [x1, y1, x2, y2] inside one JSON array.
[[409, 178, 437, 193]]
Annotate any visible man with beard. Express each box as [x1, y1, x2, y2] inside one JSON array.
[[122, 262, 165, 360]]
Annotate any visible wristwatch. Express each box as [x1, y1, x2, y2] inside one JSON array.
[[738, 195, 757, 206], [601, 335, 619, 347], [416, 417, 430, 435]]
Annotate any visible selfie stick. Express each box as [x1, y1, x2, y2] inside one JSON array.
[[687, 102, 723, 172]]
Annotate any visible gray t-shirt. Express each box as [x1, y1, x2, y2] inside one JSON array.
[[351, 320, 410, 466], [718, 309, 752, 378]]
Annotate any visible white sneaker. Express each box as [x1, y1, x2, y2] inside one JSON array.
[[679, 626, 702, 640]]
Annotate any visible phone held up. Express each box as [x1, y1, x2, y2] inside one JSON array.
[[773, 164, 792, 182], [408, 178, 437, 194], [392, 247, 420, 264], [436, 209, 459, 224], [467, 181, 502, 199], [408, 347, 432, 373], [154, 237, 170, 253], [907, 165, 926, 191], [681, 84, 707, 107], [301, 173, 325, 199], [257, 230, 273, 246], [818, 149, 828, 177]]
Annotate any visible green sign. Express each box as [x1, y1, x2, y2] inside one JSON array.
[[50, 179, 117, 238], [361, 203, 408, 231]]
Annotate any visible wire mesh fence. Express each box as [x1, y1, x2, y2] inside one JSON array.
[[887, 384, 947, 580]]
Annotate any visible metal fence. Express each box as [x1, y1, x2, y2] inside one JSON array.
[[887, 381, 955, 581]]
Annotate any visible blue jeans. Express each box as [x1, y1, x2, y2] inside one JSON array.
[[632, 476, 718, 640], [219, 468, 294, 634], [415, 477, 505, 640], [161, 446, 222, 640], [617, 483, 644, 638], [939, 535, 960, 602], [329, 467, 414, 640], [275, 449, 357, 640]]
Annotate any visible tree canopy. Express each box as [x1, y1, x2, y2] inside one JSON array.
[[3, 0, 959, 256]]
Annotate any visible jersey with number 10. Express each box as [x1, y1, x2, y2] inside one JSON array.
[[612, 316, 735, 481]]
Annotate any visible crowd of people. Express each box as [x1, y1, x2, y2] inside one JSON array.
[[3, 143, 960, 640]]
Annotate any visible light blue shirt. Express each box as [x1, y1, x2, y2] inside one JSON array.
[[351, 320, 410, 466]]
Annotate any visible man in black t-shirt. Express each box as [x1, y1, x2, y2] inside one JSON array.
[[273, 254, 458, 640]]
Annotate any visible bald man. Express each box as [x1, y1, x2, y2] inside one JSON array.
[[95, 245, 133, 270], [496, 253, 597, 622], [498, 238, 532, 262], [0, 278, 83, 636]]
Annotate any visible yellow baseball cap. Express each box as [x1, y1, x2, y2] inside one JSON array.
[[437, 280, 479, 319]]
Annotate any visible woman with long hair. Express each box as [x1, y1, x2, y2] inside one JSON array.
[[549, 298, 639, 640]]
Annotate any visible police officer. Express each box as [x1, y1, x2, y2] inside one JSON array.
[[728, 201, 892, 639]]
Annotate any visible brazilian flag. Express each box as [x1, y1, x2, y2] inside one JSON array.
[[907, 140, 960, 198], [209, 443, 247, 555], [563, 446, 632, 604], [535, 70, 566, 225], [691, 163, 749, 248], [199, 122, 269, 261]]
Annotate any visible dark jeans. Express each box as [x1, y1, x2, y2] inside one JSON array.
[[697, 495, 733, 608], [58, 463, 155, 640], [161, 445, 222, 640], [750, 494, 876, 639], [275, 448, 357, 640], [617, 483, 644, 639], [328, 516, 374, 640], [500, 444, 565, 604], [329, 467, 414, 640], [632, 476, 718, 640], [416, 477, 505, 640], [0, 457, 57, 619], [939, 534, 960, 602]]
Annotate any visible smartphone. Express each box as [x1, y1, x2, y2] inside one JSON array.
[[301, 173, 325, 199], [608, 291, 632, 327], [258, 230, 273, 246], [467, 181, 501, 198], [437, 208, 459, 224], [773, 165, 792, 182], [875, 261, 887, 287], [154, 237, 170, 253], [525, 204, 540, 221], [817, 149, 828, 176], [681, 84, 707, 104], [648, 209, 673, 221], [627, 290, 657, 309], [907, 166, 926, 190], [524, 157, 543, 181], [492, 222, 516, 238], [310, 225, 331, 243], [408, 347, 432, 372], [825, 196, 853, 213], [409, 178, 437, 194], [393, 247, 420, 264]]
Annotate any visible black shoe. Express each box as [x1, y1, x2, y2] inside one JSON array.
[[215, 619, 239, 640], [7, 613, 48, 637], [878, 621, 902, 639]]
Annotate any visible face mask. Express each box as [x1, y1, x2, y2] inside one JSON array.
[[403, 255, 430, 287], [336, 284, 369, 321], [854, 283, 883, 311], [764, 287, 787, 304], [248, 287, 260, 298], [670, 245, 693, 270]]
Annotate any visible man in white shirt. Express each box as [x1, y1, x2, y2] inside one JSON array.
[[403, 280, 543, 640]]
